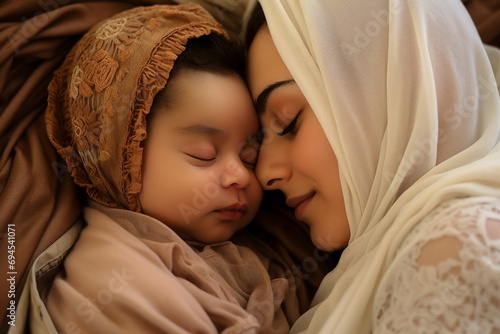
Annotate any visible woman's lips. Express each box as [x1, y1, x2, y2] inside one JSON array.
[[286, 192, 315, 220]]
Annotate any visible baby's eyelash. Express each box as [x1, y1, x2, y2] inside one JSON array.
[[196, 157, 215, 162], [187, 154, 215, 162], [277, 113, 300, 136]]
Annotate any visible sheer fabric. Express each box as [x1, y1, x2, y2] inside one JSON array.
[[374, 198, 500, 334]]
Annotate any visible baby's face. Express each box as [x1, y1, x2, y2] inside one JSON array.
[[139, 70, 262, 243]]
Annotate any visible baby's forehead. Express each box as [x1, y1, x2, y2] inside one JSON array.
[[154, 70, 256, 121]]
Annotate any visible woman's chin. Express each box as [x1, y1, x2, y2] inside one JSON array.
[[311, 230, 347, 252]]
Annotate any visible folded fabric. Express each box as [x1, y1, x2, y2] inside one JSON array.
[[46, 200, 301, 333]]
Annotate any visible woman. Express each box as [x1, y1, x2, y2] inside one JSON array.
[[246, 1, 500, 333]]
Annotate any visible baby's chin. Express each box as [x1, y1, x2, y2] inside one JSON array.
[[191, 222, 250, 244]]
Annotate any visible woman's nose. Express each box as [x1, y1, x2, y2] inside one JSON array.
[[255, 143, 291, 190], [219, 159, 251, 189]]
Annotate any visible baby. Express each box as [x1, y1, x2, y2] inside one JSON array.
[[44, 4, 303, 333]]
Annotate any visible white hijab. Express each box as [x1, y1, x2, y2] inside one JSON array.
[[259, 0, 500, 333]]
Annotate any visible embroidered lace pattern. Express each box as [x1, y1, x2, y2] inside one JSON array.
[[373, 198, 500, 334], [45, 5, 225, 210]]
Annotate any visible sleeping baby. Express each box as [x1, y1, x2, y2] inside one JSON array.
[[44, 4, 308, 333]]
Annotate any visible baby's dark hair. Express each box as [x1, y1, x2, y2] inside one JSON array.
[[171, 33, 246, 79], [150, 33, 245, 115]]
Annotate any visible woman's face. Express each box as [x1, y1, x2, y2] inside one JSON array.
[[247, 26, 350, 251]]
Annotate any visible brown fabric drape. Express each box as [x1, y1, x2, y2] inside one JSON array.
[[0, 2, 161, 332], [1, 0, 499, 331], [465, 0, 500, 47]]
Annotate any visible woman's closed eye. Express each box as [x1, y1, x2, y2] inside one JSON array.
[[240, 146, 259, 169], [277, 112, 300, 136]]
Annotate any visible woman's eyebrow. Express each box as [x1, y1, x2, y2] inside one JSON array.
[[255, 79, 295, 114]]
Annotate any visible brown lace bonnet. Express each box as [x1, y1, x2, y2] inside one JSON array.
[[46, 4, 226, 211]]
